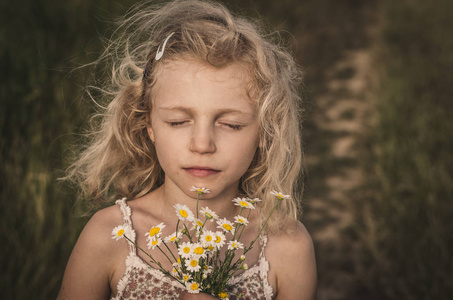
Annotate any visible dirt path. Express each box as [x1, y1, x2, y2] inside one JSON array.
[[299, 7, 381, 299]]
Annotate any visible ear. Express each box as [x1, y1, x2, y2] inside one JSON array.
[[146, 114, 155, 143]]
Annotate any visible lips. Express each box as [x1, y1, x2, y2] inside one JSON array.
[[184, 167, 221, 178]]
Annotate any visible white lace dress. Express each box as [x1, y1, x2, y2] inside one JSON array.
[[111, 198, 274, 300]]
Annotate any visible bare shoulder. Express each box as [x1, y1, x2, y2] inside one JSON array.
[[75, 204, 125, 252], [266, 221, 317, 300], [58, 203, 127, 300]]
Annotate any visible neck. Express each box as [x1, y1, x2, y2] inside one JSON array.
[[155, 181, 241, 223]]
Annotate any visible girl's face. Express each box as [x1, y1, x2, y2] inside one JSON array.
[[148, 59, 259, 200]]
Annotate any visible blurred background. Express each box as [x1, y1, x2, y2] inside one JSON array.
[[1, 0, 452, 299]]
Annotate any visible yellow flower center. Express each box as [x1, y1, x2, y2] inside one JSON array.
[[117, 229, 124, 236], [179, 209, 188, 218], [196, 220, 203, 226], [218, 292, 228, 298], [152, 240, 159, 246], [223, 224, 232, 231], [205, 235, 212, 242], [205, 212, 213, 218], [177, 257, 181, 263], [149, 227, 160, 237], [215, 236, 222, 243], [208, 245, 214, 251], [170, 236, 176, 242], [190, 260, 198, 267], [194, 247, 204, 255], [183, 275, 190, 281], [190, 282, 199, 290], [239, 201, 249, 207], [183, 247, 191, 254]]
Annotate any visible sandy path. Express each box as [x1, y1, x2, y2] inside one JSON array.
[[300, 10, 381, 299]]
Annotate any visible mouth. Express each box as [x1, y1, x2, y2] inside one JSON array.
[[183, 166, 221, 178]]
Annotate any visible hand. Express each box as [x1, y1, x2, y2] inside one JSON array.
[[179, 291, 218, 299]]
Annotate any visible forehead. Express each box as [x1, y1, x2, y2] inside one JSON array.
[[152, 59, 256, 111]]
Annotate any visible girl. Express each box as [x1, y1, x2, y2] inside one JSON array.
[[58, 0, 316, 299]]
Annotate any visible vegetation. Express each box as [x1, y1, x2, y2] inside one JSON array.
[[355, 0, 453, 298], [0, 1, 134, 298]]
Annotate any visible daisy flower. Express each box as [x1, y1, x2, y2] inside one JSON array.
[[216, 218, 235, 233], [199, 207, 218, 221], [232, 197, 255, 210], [172, 264, 180, 275], [227, 240, 244, 250], [147, 237, 162, 250], [191, 218, 205, 230], [190, 186, 211, 195], [186, 281, 201, 293], [164, 231, 183, 243], [111, 225, 131, 241], [173, 261, 182, 269], [213, 231, 226, 249], [174, 204, 195, 221], [200, 230, 215, 248], [270, 190, 291, 201], [177, 242, 193, 259], [234, 215, 249, 226], [182, 273, 192, 282], [218, 291, 229, 299], [202, 265, 213, 275], [185, 257, 202, 272], [145, 222, 166, 239], [249, 197, 262, 204], [192, 243, 207, 259]]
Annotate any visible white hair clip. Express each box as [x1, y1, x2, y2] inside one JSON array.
[[155, 32, 175, 61]]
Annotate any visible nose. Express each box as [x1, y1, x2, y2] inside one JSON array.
[[189, 123, 216, 154]]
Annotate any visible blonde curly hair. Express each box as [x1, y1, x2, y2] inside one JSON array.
[[67, 0, 304, 233]]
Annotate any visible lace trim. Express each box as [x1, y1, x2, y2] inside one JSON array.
[[112, 199, 274, 300], [259, 235, 273, 300], [115, 198, 136, 253], [226, 235, 273, 299]]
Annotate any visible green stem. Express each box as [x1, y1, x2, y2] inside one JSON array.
[[163, 241, 178, 262], [236, 209, 252, 242], [124, 235, 158, 264], [183, 223, 193, 242], [244, 199, 280, 254], [232, 207, 244, 240], [124, 235, 184, 286], [196, 193, 200, 219]]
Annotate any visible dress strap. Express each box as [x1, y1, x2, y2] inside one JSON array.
[[258, 234, 268, 259], [115, 198, 136, 254], [258, 234, 273, 300]]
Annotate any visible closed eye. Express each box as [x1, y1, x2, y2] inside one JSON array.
[[168, 121, 188, 126], [224, 123, 243, 130]]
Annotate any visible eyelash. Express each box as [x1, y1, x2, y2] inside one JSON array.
[[167, 121, 243, 130], [169, 121, 187, 126], [225, 124, 243, 130]]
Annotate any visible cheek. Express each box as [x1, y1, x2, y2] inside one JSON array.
[[229, 133, 259, 167]]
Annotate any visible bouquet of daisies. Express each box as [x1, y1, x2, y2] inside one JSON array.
[[112, 187, 289, 299]]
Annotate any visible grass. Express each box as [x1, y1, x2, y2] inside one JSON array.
[[0, 1, 134, 298], [354, 0, 453, 298]]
